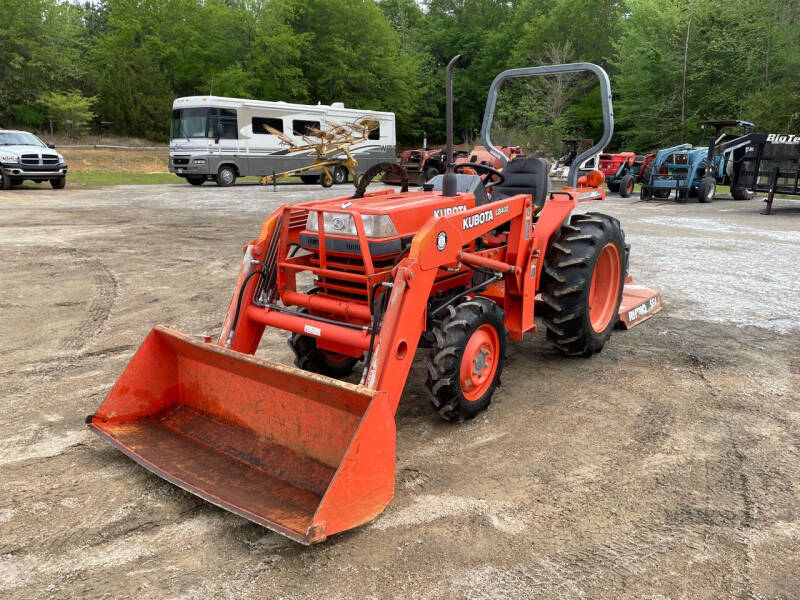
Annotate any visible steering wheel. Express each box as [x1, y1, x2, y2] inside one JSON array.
[[352, 162, 408, 198], [454, 162, 505, 189]]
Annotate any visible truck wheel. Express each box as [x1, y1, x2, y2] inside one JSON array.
[[289, 332, 359, 378], [215, 165, 237, 187], [619, 174, 635, 198], [332, 166, 348, 184], [186, 176, 205, 186], [50, 177, 66, 189], [424, 166, 439, 182], [540, 212, 627, 357], [0, 171, 11, 190], [697, 177, 716, 203], [425, 298, 506, 422]]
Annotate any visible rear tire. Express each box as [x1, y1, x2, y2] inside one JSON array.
[[216, 165, 237, 187], [186, 176, 205, 186], [50, 177, 66, 189], [289, 332, 359, 378], [0, 171, 11, 190], [540, 213, 627, 357], [697, 177, 716, 203], [425, 298, 506, 422], [619, 174, 635, 198]]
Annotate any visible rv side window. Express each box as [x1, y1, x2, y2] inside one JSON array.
[[253, 117, 284, 135], [208, 108, 238, 139], [369, 125, 380, 141], [292, 120, 321, 136]]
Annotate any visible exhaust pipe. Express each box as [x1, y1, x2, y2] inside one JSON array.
[[442, 54, 462, 197]]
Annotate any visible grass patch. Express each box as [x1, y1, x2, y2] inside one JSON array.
[[67, 172, 181, 186]]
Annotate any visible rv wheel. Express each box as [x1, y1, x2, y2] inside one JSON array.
[[216, 165, 237, 187]]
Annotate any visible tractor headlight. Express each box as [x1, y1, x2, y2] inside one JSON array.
[[361, 214, 398, 238], [305, 211, 397, 238]]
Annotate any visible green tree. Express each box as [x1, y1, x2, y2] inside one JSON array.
[[40, 90, 97, 137]]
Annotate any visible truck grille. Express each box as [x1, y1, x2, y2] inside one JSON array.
[[172, 156, 190, 166], [20, 154, 60, 165]]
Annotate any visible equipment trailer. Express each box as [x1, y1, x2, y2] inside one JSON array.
[[87, 58, 660, 544], [704, 131, 800, 213]]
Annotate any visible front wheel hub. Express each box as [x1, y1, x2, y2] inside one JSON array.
[[460, 324, 499, 401]]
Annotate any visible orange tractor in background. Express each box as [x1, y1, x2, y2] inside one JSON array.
[[87, 58, 660, 545]]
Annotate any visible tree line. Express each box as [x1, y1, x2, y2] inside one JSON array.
[[1, 0, 798, 154]]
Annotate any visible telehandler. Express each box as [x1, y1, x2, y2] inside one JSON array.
[[87, 58, 659, 544]]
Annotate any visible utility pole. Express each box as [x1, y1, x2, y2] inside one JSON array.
[[681, 14, 692, 136]]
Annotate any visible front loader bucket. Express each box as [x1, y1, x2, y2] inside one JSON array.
[[87, 326, 395, 544]]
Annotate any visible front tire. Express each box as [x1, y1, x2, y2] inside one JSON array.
[[215, 165, 237, 187], [540, 213, 627, 357], [619, 174, 635, 198], [186, 176, 205, 186], [50, 177, 66, 189], [289, 332, 359, 378], [697, 177, 716, 203], [425, 298, 506, 422], [0, 171, 11, 190]]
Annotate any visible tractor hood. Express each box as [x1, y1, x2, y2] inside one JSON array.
[[297, 187, 480, 239]]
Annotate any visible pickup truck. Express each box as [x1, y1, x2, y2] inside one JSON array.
[[0, 129, 68, 190]]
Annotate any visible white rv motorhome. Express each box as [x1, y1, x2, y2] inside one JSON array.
[[169, 96, 396, 186]]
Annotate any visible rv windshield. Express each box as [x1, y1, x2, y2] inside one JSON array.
[[172, 108, 209, 139], [171, 108, 238, 140]]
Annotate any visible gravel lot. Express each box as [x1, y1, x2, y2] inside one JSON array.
[[1, 182, 798, 599]]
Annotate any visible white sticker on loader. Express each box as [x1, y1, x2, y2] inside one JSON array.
[[304, 324, 322, 337], [462, 209, 494, 230]]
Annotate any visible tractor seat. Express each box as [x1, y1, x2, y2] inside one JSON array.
[[492, 156, 549, 209]]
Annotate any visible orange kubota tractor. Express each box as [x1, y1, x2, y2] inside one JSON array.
[[87, 58, 660, 544]]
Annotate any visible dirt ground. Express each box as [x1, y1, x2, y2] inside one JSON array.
[[1, 182, 798, 599]]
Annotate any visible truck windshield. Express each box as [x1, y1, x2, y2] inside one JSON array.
[[0, 131, 45, 146], [171, 108, 238, 140]]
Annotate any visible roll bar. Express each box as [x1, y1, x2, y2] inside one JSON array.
[[480, 63, 614, 187]]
